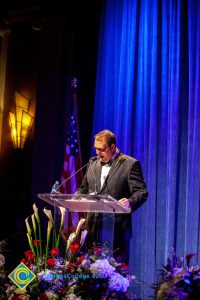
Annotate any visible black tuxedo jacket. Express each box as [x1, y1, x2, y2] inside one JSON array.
[[76, 152, 148, 212], [76, 152, 148, 262]]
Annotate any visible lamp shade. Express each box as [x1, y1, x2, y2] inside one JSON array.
[[20, 111, 33, 148], [9, 92, 33, 149], [9, 112, 17, 148]]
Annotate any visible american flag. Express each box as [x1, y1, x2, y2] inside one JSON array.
[[60, 102, 83, 228]]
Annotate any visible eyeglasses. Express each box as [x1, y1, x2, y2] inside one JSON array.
[[93, 146, 109, 153]]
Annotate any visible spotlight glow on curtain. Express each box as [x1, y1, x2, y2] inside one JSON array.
[[92, 0, 200, 298]]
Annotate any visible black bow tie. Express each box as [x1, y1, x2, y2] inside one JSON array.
[[100, 160, 112, 166]]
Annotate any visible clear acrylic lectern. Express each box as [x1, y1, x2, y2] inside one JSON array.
[[37, 193, 131, 214], [37, 193, 131, 254]]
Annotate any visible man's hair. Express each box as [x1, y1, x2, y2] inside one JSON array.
[[94, 129, 116, 146]]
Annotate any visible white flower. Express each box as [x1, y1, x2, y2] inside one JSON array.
[[0, 254, 5, 267], [5, 284, 16, 295], [8, 288, 29, 300], [108, 272, 130, 292], [66, 232, 76, 253], [47, 220, 53, 237], [75, 218, 86, 237], [55, 258, 65, 269], [79, 230, 88, 248], [173, 267, 186, 277], [0, 240, 6, 252], [68, 278, 77, 286], [189, 265, 200, 272], [33, 203, 40, 222], [25, 217, 32, 235], [43, 208, 55, 226], [29, 263, 37, 273], [45, 290, 58, 299], [80, 258, 91, 267], [37, 270, 54, 283], [90, 259, 115, 278], [58, 206, 66, 227], [64, 293, 81, 300]]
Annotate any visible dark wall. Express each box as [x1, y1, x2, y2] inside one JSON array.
[[0, 1, 101, 246]]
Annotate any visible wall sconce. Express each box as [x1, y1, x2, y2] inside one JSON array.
[[9, 92, 33, 149]]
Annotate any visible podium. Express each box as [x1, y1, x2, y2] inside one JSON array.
[[37, 193, 131, 255], [37, 193, 131, 214]]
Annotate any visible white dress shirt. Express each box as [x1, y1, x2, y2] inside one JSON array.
[[100, 148, 119, 188], [100, 164, 111, 188]]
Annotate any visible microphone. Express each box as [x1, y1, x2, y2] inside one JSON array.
[[90, 156, 98, 162], [52, 156, 98, 192]]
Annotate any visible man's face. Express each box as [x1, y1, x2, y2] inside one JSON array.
[[94, 138, 116, 163]]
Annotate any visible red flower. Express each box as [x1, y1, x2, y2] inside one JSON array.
[[69, 243, 79, 254], [47, 258, 56, 267], [94, 246, 102, 255], [76, 255, 85, 264], [120, 263, 129, 271], [38, 293, 48, 300], [66, 263, 76, 271], [21, 258, 30, 266], [60, 287, 67, 295], [33, 240, 41, 247], [24, 250, 35, 262], [51, 248, 59, 256], [10, 292, 28, 300]]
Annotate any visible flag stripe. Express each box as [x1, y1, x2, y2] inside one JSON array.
[[60, 106, 83, 228]]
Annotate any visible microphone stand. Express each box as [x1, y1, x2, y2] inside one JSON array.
[[52, 156, 119, 213], [90, 158, 98, 195], [53, 159, 96, 192]]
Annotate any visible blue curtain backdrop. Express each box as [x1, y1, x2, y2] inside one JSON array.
[[92, 0, 200, 298]]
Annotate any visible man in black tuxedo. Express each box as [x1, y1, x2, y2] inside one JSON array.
[[76, 129, 148, 264]]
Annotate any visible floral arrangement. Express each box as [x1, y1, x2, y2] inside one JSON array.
[[0, 240, 7, 300], [153, 249, 200, 300], [0, 204, 135, 300]]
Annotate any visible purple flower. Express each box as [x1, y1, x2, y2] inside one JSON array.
[[108, 272, 129, 292]]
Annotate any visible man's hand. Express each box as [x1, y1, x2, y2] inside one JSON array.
[[119, 198, 131, 208]]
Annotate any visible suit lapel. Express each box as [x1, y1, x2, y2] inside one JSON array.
[[95, 159, 102, 193], [100, 153, 126, 192]]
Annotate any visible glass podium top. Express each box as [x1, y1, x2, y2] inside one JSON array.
[[37, 193, 131, 214]]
